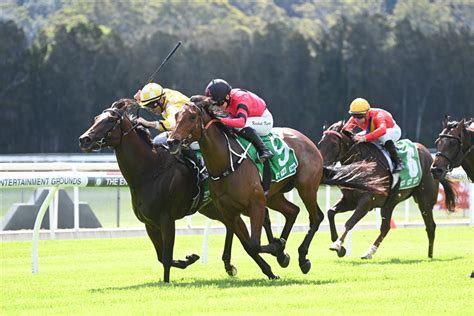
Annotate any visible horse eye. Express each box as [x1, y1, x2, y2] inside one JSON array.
[[107, 116, 115, 122], [189, 114, 197, 120]]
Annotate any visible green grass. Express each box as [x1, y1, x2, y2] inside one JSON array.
[[1, 227, 473, 315]]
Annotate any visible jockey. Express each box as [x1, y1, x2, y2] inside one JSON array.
[[342, 98, 403, 173], [134, 82, 205, 178], [204, 79, 274, 163]]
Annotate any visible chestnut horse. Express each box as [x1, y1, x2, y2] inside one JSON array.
[[318, 121, 457, 259], [431, 117, 473, 181], [79, 98, 243, 283], [167, 96, 385, 279]]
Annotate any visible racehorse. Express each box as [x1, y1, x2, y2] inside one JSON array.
[[431, 117, 473, 182], [318, 121, 457, 259], [79, 98, 244, 283], [167, 96, 386, 279]]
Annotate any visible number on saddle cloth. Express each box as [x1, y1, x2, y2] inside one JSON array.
[[235, 132, 299, 183]]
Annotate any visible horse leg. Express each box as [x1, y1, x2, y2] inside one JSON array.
[[361, 202, 396, 259], [229, 214, 279, 280], [263, 207, 275, 243], [222, 226, 237, 276], [328, 195, 358, 242], [413, 181, 437, 258], [145, 224, 167, 280], [330, 194, 372, 258], [266, 194, 300, 268], [294, 186, 324, 274]]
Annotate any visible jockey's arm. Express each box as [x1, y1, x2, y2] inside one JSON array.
[[342, 116, 358, 131], [365, 116, 388, 142], [220, 104, 249, 128], [159, 105, 182, 132]]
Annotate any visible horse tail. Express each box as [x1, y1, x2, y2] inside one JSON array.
[[439, 178, 457, 212], [322, 161, 389, 195]]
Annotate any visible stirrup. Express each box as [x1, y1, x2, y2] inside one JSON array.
[[257, 150, 274, 163]]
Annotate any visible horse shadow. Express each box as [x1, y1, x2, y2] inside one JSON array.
[[337, 256, 464, 266], [90, 277, 338, 292]]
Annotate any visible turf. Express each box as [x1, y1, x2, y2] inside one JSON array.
[[1, 227, 473, 315]]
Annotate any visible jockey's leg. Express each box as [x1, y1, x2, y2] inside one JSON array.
[[384, 140, 403, 173], [237, 127, 274, 163], [152, 131, 169, 146], [380, 125, 403, 173]]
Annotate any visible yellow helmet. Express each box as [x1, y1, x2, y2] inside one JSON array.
[[349, 98, 370, 114], [138, 83, 165, 106]]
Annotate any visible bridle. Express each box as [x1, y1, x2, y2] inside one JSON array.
[[184, 102, 248, 180], [92, 107, 139, 151], [435, 129, 473, 172], [320, 129, 356, 164]]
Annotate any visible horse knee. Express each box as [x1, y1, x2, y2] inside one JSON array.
[[248, 239, 261, 254], [328, 209, 336, 220]]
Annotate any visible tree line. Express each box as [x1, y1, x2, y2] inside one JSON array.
[[0, 0, 472, 153]]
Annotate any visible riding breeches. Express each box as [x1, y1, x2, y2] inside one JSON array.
[[358, 124, 402, 145], [237, 109, 273, 136]]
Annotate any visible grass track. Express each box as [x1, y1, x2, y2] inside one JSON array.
[[1, 227, 473, 315]]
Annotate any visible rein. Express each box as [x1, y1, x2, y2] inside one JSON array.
[[194, 104, 248, 181], [92, 108, 138, 151]]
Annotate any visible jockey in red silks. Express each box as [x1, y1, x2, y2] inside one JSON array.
[[343, 98, 403, 173], [205, 79, 274, 163]]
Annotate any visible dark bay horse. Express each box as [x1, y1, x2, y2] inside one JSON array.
[[318, 121, 457, 259], [79, 98, 239, 283], [431, 117, 474, 182], [167, 96, 386, 279]]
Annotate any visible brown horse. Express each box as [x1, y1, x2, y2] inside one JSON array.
[[79, 98, 242, 283], [318, 121, 457, 259], [167, 96, 385, 279], [431, 117, 474, 182]]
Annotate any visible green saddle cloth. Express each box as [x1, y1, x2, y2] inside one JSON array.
[[236, 131, 299, 182], [396, 139, 422, 189]]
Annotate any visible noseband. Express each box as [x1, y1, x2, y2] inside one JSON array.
[[92, 107, 138, 151], [435, 132, 469, 171]]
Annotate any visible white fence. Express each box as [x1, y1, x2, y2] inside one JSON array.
[[1, 159, 472, 274]]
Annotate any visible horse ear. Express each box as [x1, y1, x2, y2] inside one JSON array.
[[442, 115, 450, 128], [459, 119, 465, 128]]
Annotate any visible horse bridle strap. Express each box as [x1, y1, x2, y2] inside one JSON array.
[[435, 132, 469, 170], [204, 118, 220, 130], [209, 132, 248, 181]]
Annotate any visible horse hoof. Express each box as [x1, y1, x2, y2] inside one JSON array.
[[299, 259, 311, 274], [226, 265, 237, 277], [186, 254, 200, 264], [277, 252, 290, 268], [337, 247, 347, 258], [269, 274, 280, 280], [361, 253, 372, 260]]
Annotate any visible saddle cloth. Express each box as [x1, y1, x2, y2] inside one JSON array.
[[373, 139, 422, 190], [236, 131, 299, 182]]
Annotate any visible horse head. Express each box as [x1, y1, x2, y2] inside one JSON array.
[[168, 95, 219, 155], [432, 118, 468, 179], [318, 120, 354, 166], [79, 98, 139, 152]]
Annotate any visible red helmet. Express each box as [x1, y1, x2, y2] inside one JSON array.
[[205, 79, 232, 104]]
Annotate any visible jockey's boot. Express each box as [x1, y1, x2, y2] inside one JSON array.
[[238, 127, 274, 163], [182, 148, 208, 182], [384, 140, 403, 173]]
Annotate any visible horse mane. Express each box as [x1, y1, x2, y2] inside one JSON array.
[[111, 98, 154, 147], [191, 95, 237, 138]]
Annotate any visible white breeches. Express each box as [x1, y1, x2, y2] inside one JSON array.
[[358, 124, 402, 144], [237, 109, 274, 136]]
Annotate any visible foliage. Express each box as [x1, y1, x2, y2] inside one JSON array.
[[0, 0, 473, 153]]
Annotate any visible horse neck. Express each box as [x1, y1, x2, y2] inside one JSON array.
[[114, 125, 167, 187], [199, 124, 233, 176], [461, 150, 474, 181]]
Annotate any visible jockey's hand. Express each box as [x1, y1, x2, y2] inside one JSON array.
[[353, 135, 366, 144], [136, 117, 154, 128]]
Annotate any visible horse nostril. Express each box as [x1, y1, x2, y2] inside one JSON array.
[[79, 136, 91, 145]]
